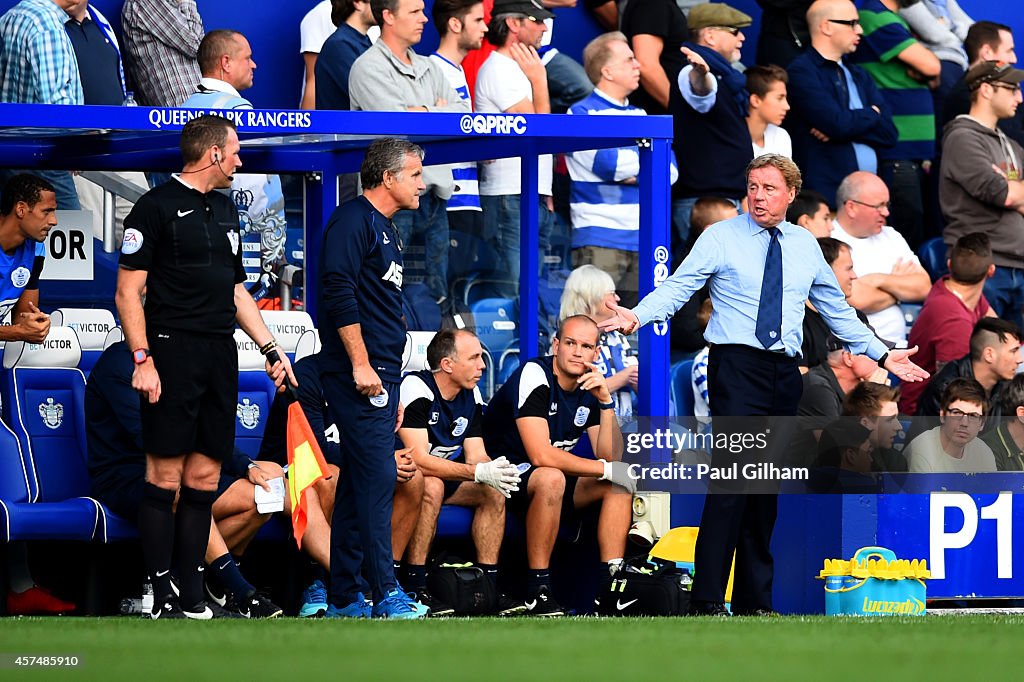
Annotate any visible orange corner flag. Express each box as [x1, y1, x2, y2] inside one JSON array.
[[286, 400, 330, 549]]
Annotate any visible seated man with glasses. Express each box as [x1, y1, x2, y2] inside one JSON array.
[[906, 377, 997, 473], [830, 170, 930, 347]]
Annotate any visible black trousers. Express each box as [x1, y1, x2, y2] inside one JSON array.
[[691, 344, 802, 612]]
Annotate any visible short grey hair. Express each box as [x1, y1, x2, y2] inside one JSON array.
[[360, 138, 425, 189]]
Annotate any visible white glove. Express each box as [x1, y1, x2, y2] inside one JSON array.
[[474, 456, 521, 498], [599, 459, 636, 494]]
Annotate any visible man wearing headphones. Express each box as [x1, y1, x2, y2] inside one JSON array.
[[116, 114, 294, 620]]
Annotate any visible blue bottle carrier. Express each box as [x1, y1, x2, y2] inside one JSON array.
[[817, 546, 930, 616]]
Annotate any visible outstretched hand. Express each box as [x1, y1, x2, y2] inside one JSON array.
[[598, 301, 640, 334], [883, 346, 929, 383]]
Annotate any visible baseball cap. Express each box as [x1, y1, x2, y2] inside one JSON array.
[[491, 0, 555, 21], [965, 60, 1024, 90], [687, 3, 753, 31]]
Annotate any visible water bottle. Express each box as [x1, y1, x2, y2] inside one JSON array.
[[120, 597, 143, 616], [679, 568, 693, 591], [123, 90, 138, 107], [141, 580, 153, 615]]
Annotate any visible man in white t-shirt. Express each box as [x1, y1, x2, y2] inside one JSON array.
[[429, 0, 487, 240], [830, 171, 930, 346], [745, 64, 792, 159], [907, 377, 997, 473], [474, 0, 556, 299]]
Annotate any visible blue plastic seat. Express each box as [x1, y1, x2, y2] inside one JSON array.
[[233, 330, 279, 458], [470, 297, 517, 357], [669, 359, 695, 417], [901, 303, 923, 338], [0, 327, 101, 541], [918, 237, 948, 282]]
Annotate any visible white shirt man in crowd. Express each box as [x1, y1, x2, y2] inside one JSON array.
[[831, 170, 930, 346], [349, 0, 468, 306], [907, 377, 998, 473], [429, 0, 488, 241], [474, 0, 555, 299]]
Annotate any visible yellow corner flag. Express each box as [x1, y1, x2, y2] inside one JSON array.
[[286, 400, 330, 549]]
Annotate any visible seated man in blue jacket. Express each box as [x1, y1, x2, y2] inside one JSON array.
[[785, 0, 897, 207], [86, 342, 283, 618]]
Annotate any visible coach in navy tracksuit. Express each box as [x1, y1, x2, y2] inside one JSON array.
[[317, 138, 428, 619]]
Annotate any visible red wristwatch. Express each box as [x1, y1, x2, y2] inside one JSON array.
[[133, 348, 151, 365]]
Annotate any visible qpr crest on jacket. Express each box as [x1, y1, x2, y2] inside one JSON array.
[[236, 398, 261, 430], [39, 397, 63, 429]]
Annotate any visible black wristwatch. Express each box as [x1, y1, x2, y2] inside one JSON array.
[[877, 352, 889, 368]]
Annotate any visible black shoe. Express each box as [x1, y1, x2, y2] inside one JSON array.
[[733, 607, 779, 617], [496, 593, 528, 616], [205, 581, 228, 608], [417, 589, 455, 617], [208, 600, 245, 618], [150, 598, 186, 620], [688, 601, 731, 617], [228, 591, 283, 619], [524, 586, 565, 617]]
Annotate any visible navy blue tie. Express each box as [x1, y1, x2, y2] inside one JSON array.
[[755, 227, 782, 349]]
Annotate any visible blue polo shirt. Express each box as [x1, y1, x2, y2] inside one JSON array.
[[314, 23, 372, 111], [65, 15, 122, 105]]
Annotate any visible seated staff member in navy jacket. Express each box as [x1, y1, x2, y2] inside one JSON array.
[[483, 315, 633, 617], [398, 329, 522, 616]]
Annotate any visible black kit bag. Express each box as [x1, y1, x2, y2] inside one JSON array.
[[596, 555, 692, 616], [426, 556, 497, 615]]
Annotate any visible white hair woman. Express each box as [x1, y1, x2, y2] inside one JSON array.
[[558, 264, 638, 423]]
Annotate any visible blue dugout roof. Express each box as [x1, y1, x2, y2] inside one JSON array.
[[0, 103, 676, 420]]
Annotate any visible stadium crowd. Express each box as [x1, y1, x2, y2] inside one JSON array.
[[0, 0, 1022, 619]]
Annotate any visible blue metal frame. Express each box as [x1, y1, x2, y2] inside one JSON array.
[[0, 104, 674, 417]]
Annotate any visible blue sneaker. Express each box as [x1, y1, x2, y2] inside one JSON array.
[[325, 593, 372, 619], [395, 582, 431, 618], [299, 580, 328, 618], [372, 589, 429, 619]]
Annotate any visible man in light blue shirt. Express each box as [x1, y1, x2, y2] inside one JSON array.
[[602, 153, 927, 616]]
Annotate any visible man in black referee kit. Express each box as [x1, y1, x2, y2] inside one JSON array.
[[116, 114, 294, 620], [318, 138, 429, 619]]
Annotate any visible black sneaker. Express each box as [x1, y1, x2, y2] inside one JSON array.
[[524, 586, 564, 617], [496, 593, 527, 616], [229, 592, 283, 619], [150, 599, 186, 620], [208, 600, 245, 618], [688, 601, 731, 617], [205, 581, 228, 608], [417, 589, 454, 617]]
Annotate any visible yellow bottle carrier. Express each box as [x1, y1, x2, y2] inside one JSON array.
[[817, 546, 930, 616]]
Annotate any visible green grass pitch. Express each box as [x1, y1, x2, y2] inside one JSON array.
[[1, 616, 1022, 681]]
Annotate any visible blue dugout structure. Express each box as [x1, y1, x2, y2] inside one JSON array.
[[6, 104, 1024, 614], [0, 103, 674, 423]]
